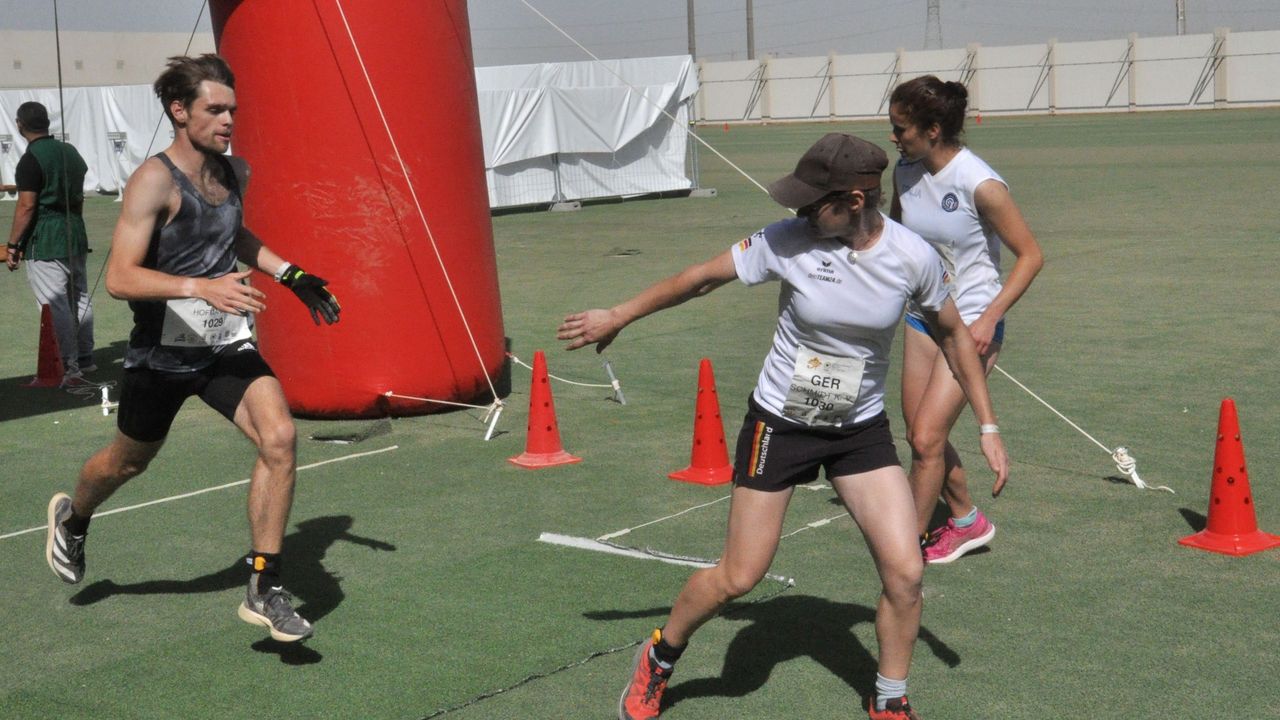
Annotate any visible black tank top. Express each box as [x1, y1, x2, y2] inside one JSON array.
[[125, 152, 245, 372]]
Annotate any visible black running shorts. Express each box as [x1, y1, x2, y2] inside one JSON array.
[[732, 395, 901, 492], [117, 340, 276, 442]]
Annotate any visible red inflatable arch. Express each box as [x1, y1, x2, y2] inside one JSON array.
[[209, 0, 505, 418]]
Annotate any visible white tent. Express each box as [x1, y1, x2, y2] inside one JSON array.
[[476, 54, 700, 208], [0, 85, 165, 195], [2, 54, 702, 209]]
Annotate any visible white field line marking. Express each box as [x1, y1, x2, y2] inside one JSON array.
[[593, 483, 832, 542], [539, 533, 795, 585], [0, 445, 400, 541]]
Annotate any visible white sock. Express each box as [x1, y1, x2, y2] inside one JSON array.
[[875, 673, 907, 710]]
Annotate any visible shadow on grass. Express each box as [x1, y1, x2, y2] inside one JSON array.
[[1178, 508, 1207, 532], [587, 594, 958, 709], [0, 340, 128, 422], [67, 515, 395, 663]]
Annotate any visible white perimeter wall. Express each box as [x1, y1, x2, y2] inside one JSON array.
[[696, 29, 1280, 122]]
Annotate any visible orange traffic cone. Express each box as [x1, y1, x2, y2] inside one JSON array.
[[508, 350, 582, 469], [1179, 398, 1280, 556], [24, 304, 65, 387], [669, 358, 733, 486]]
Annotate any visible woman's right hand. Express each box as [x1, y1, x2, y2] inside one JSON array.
[[558, 309, 622, 353]]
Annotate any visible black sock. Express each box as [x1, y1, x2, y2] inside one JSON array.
[[652, 629, 685, 667], [246, 551, 282, 591], [63, 510, 91, 536]]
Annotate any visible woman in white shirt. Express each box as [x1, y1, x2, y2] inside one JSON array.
[[889, 75, 1044, 565], [560, 133, 1008, 720]]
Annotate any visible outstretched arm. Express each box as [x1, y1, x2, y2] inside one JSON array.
[[922, 298, 1010, 496], [558, 248, 738, 353]]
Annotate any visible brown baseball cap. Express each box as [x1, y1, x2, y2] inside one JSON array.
[[767, 133, 888, 209]]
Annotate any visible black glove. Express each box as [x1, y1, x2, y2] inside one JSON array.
[[279, 264, 341, 325]]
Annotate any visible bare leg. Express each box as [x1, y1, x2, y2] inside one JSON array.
[[832, 466, 923, 679], [231, 376, 298, 554], [902, 327, 1000, 534], [74, 432, 165, 517], [661, 485, 794, 647]]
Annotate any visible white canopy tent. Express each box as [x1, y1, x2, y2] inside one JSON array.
[[476, 54, 700, 208], [0, 84, 165, 196], [1, 54, 703, 209]]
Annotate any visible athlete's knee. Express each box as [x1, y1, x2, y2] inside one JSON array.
[[907, 425, 948, 460], [713, 563, 767, 600], [883, 575, 923, 610], [255, 418, 297, 463], [93, 442, 158, 483], [880, 557, 924, 607]]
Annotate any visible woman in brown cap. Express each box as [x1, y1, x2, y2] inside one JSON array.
[[559, 133, 1008, 720]]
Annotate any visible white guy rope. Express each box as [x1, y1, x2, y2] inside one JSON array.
[[330, 0, 499, 404], [1111, 446, 1172, 493], [595, 482, 831, 542], [508, 353, 614, 389], [779, 512, 850, 540], [380, 391, 493, 411], [378, 392, 506, 441], [991, 365, 1162, 491], [539, 532, 795, 586], [595, 494, 731, 541], [515, 0, 772, 199], [0, 444, 399, 541]]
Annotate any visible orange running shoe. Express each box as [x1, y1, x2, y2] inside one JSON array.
[[868, 694, 922, 720], [618, 630, 673, 720]]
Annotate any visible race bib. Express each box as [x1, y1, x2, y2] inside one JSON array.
[[160, 297, 252, 347], [781, 345, 864, 427]]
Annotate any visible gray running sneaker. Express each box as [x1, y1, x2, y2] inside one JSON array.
[[237, 573, 314, 642], [45, 493, 86, 584]]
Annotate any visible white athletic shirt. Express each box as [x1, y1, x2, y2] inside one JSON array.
[[731, 214, 951, 426], [896, 147, 1005, 323]]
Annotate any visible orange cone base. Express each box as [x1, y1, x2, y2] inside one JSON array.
[[1178, 529, 1280, 557], [508, 450, 582, 469], [668, 465, 732, 486]]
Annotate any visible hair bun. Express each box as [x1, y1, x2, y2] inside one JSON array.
[[944, 81, 969, 102]]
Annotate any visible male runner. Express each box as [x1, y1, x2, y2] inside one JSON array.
[[45, 54, 340, 643]]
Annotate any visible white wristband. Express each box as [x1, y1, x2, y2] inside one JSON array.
[[979, 424, 1000, 435], [273, 263, 292, 283]]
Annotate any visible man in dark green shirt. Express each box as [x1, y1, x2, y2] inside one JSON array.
[[6, 101, 95, 380]]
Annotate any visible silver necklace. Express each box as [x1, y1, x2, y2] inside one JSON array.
[[847, 250, 859, 264]]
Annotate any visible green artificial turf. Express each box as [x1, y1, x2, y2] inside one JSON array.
[[1, 107, 1277, 719]]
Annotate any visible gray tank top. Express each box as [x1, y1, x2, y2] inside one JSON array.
[[125, 152, 246, 372]]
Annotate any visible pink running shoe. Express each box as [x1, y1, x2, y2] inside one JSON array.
[[923, 511, 995, 564]]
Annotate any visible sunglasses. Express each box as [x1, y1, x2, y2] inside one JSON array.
[[797, 190, 855, 217]]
